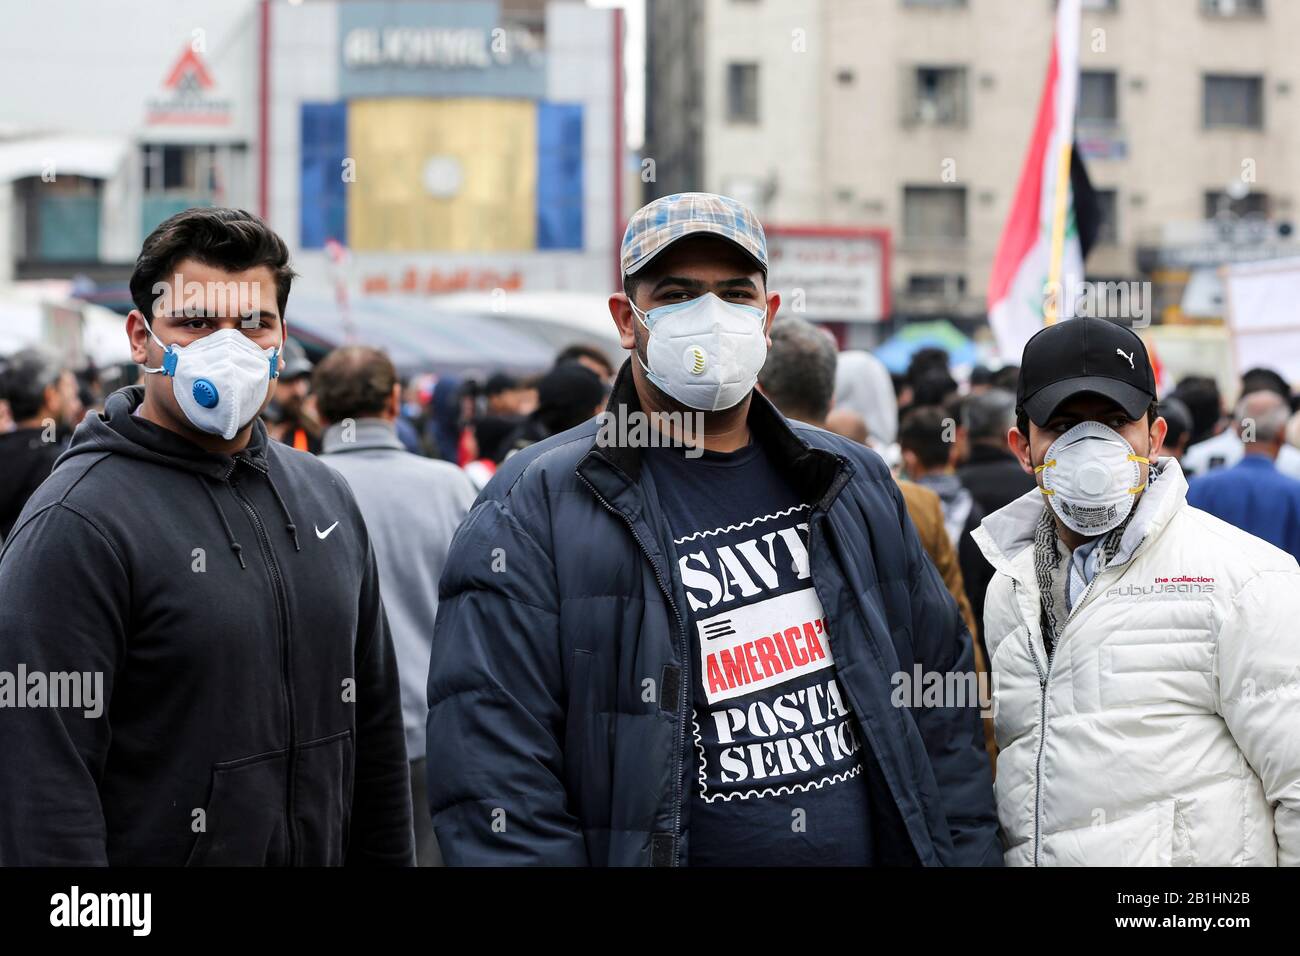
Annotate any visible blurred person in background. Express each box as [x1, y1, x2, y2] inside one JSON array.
[[462, 414, 518, 490], [1171, 374, 1223, 449], [264, 337, 322, 453], [315, 345, 479, 866], [832, 349, 897, 451], [1182, 369, 1300, 479], [760, 319, 995, 764], [496, 361, 606, 460], [968, 365, 994, 396], [1186, 390, 1300, 562], [824, 407, 869, 444], [1157, 396, 1194, 461], [900, 405, 984, 555], [0, 347, 83, 540], [754, 317, 838, 426], [898, 405, 988, 660], [956, 388, 1036, 658], [483, 371, 527, 417], [0, 207, 413, 865], [555, 343, 615, 385], [958, 388, 1037, 517], [990, 365, 1020, 394]]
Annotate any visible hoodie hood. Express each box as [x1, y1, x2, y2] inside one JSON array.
[[61, 385, 271, 481], [58, 385, 298, 566]]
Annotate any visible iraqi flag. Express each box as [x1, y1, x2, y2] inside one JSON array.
[[987, 0, 1101, 361]]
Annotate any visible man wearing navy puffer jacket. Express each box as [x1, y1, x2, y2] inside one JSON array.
[[426, 193, 1000, 866]]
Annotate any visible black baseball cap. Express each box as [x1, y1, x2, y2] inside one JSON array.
[[1016, 317, 1156, 427]]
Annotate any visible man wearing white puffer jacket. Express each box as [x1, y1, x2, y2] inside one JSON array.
[[973, 316, 1300, 866]]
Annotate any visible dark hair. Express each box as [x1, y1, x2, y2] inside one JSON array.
[[990, 365, 1020, 393], [130, 207, 295, 320], [964, 388, 1017, 442], [898, 405, 955, 469], [906, 347, 950, 385], [555, 343, 615, 378], [1160, 396, 1193, 451], [1241, 367, 1290, 402], [484, 372, 518, 397], [1015, 398, 1160, 437], [757, 317, 838, 423], [911, 370, 958, 407], [311, 346, 398, 424], [1171, 375, 1221, 444], [0, 347, 65, 421]]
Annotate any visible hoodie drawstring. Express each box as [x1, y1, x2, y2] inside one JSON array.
[[198, 477, 247, 570], [265, 471, 302, 553]]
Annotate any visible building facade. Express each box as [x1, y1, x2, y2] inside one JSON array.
[[644, 0, 1300, 332], [0, 0, 622, 298]]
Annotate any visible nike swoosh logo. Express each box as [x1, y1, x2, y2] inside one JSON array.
[[316, 522, 340, 540]]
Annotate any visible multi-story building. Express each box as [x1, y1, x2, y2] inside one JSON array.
[[0, 0, 623, 298], [645, 0, 1300, 339]]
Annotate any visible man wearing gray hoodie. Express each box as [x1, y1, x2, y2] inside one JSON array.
[[315, 345, 479, 866]]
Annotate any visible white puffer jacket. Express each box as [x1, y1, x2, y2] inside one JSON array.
[[972, 458, 1300, 866]]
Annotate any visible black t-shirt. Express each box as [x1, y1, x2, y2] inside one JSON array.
[[645, 440, 874, 866]]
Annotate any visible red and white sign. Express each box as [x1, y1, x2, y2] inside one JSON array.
[[146, 47, 232, 126], [765, 227, 889, 324]]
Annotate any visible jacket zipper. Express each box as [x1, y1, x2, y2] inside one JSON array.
[[576, 473, 690, 866], [228, 461, 298, 865], [1014, 535, 1148, 866]]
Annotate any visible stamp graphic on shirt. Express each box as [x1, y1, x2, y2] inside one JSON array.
[[697, 586, 833, 705]]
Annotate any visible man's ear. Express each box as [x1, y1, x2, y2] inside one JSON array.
[[1008, 425, 1035, 476], [764, 290, 780, 339], [1147, 415, 1168, 459], [127, 310, 154, 365], [608, 292, 636, 351], [388, 382, 403, 420]]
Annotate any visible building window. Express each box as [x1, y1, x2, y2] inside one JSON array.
[[903, 186, 967, 243], [1078, 71, 1119, 125], [726, 63, 760, 123], [140, 143, 246, 237], [1205, 189, 1269, 219], [1203, 74, 1264, 128], [1200, 0, 1263, 16], [908, 66, 968, 126], [1095, 189, 1119, 244], [906, 273, 967, 298], [15, 175, 103, 263]]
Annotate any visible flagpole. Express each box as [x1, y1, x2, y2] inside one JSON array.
[[1044, 140, 1073, 326], [1044, 0, 1080, 327]]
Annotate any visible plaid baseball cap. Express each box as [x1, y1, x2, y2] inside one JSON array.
[[620, 192, 768, 278]]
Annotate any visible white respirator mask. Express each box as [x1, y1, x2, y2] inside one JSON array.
[[631, 292, 768, 412], [142, 319, 281, 441], [1036, 420, 1149, 536]]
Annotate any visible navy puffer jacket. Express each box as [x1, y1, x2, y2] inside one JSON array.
[[426, 362, 1000, 866]]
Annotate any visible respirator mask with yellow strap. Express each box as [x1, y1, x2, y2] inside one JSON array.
[[1035, 420, 1149, 536]]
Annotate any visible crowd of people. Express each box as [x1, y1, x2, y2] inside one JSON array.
[[1, 197, 1297, 867]]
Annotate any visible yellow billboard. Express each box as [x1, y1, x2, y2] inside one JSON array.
[[346, 98, 537, 252]]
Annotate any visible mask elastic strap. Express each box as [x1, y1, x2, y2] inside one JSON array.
[[139, 316, 176, 376], [1034, 459, 1056, 495], [1127, 454, 1151, 494]]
